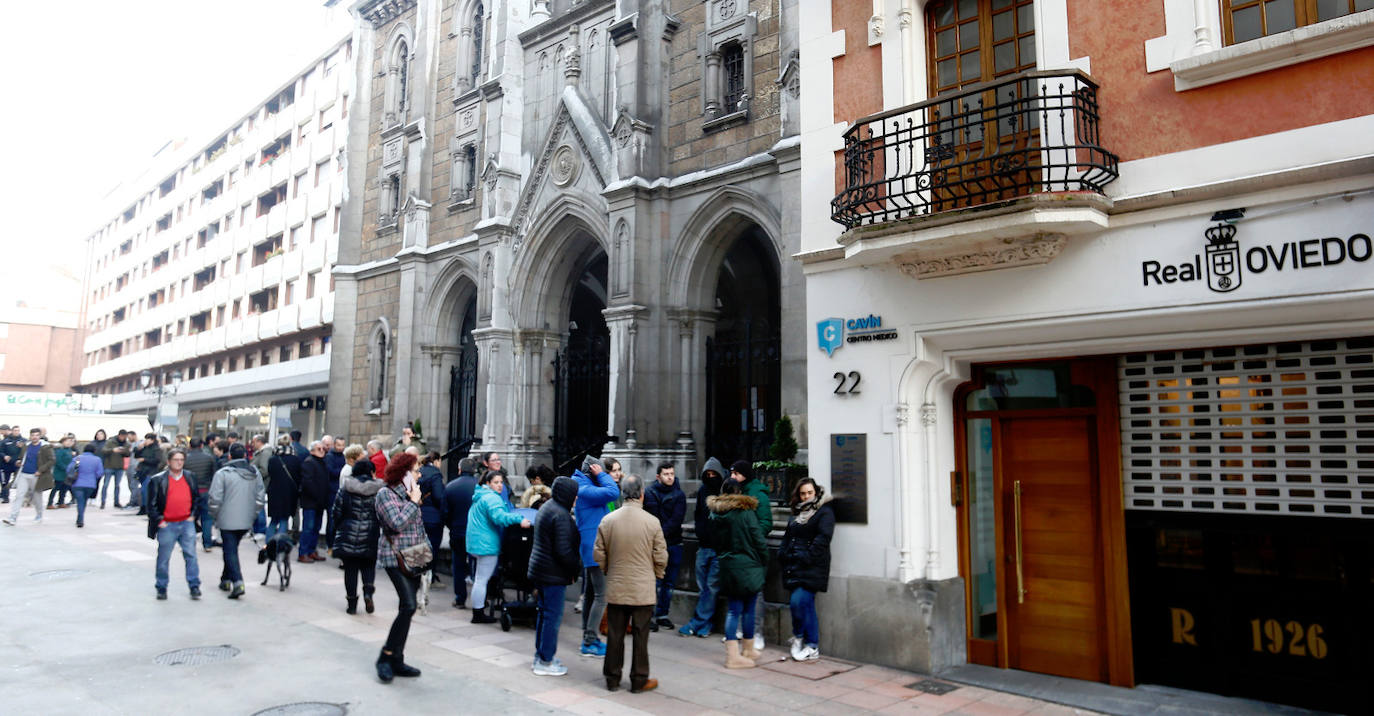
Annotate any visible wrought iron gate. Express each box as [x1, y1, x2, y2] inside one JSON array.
[[550, 333, 610, 472], [705, 328, 781, 464], [446, 344, 478, 479]]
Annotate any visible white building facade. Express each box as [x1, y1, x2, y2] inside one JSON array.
[[79, 37, 355, 441]]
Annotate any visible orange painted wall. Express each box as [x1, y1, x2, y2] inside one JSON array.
[[832, 0, 884, 193], [1070, 1, 1374, 162]]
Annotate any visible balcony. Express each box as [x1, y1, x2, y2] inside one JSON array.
[[829, 71, 1119, 276]]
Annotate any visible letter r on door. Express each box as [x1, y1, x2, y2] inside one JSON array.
[[1170, 607, 1197, 646]]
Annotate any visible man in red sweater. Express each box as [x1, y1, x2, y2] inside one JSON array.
[[367, 440, 388, 475], [146, 449, 203, 601]]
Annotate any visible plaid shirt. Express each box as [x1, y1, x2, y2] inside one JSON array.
[[375, 483, 426, 568]]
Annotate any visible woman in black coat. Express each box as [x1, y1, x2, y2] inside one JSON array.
[[526, 476, 580, 672], [298, 443, 333, 562], [266, 443, 301, 538], [332, 458, 382, 614], [778, 477, 834, 662], [417, 451, 446, 583]]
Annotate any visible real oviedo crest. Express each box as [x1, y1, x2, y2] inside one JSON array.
[[1204, 223, 1241, 293]]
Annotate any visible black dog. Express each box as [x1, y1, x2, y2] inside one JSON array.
[[256, 533, 295, 591]]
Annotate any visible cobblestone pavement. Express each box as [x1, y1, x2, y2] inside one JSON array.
[[0, 502, 1102, 716]]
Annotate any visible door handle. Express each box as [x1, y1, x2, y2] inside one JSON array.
[[1014, 480, 1027, 604]]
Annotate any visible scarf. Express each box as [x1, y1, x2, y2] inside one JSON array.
[[793, 496, 821, 525]]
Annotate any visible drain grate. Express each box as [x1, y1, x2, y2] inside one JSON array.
[[28, 569, 90, 581], [252, 703, 347, 716], [907, 679, 960, 695], [153, 645, 240, 666]]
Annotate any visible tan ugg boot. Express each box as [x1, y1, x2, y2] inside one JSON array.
[[741, 639, 761, 662], [725, 640, 756, 669]]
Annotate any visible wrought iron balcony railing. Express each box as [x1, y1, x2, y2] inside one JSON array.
[[831, 70, 1118, 230]]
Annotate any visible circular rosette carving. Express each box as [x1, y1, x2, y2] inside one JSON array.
[[551, 145, 580, 187]]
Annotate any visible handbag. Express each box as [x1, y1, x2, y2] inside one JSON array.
[[387, 531, 433, 577]]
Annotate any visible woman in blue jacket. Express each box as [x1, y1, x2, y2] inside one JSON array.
[[466, 471, 530, 623], [572, 455, 619, 656], [68, 443, 104, 528]]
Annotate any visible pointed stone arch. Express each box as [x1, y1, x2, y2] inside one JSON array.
[[668, 185, 785, 310], [508, 192, 610, 330]]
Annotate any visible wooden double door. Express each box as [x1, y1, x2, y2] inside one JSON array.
[[957, 359, 1132, 686]]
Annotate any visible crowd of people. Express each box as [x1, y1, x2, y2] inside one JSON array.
[[0, 422, 837, 691]]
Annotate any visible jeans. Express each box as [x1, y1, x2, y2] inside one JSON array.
[[682, 547, 721, 634], [299, 509, 319, 557], [342, 557, 376, 600], [534, 583, 567, 662], [220, 529, 247, 585], [6, 473, 45, 522], [126, 471, 141, 507], [101, 468, 124, 506], [725, 593, 759, 641], [323, 487, 338, 548], [469, 554, 498, 610], [581, 566, 607, 644], [266, 517, 290, 540], [449, 532, 470, 602], [424, 522, 444, 562], [155, 520, 201, 591], [72, 486, 93, 524], [47, 483, 70, 507], [197, 501, 215, 548], [384, 566, 420, 654], [0, 468, 13, 501], [654, 543, 684, 618], [252, 509, 267, 536], [137, 473, 151, 511], [790, 587, 819, 647]]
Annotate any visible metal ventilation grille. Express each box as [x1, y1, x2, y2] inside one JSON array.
[[1120, 338, 1374, 518]]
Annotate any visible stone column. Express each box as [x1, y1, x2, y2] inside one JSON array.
[[602, 304, 648, 448]]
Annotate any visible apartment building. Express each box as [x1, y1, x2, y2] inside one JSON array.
[[800, 1, 1372, 711], [79, 36, 354, 441]]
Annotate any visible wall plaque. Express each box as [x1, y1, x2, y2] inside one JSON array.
[[830, 433, 867, 524]]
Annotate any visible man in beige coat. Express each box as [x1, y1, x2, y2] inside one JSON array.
[[593, 475, 667, 694]]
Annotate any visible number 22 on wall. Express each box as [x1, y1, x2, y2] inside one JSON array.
[[1249, 618, 1327, 659], [833, 371, 861, 394]]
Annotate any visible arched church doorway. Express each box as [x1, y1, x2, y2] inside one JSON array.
[[551, 252, 610, 472], [705, 225, 781, 464], [446, 294, 479, 479]]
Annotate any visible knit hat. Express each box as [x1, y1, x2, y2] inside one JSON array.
[[729, 460, 752, 481], [581, 454, 604, 474]]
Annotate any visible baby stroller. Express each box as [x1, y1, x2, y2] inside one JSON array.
[[493, 507, 538, 632]]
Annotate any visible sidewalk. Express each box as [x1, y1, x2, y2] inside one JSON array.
[[0, 503, 1100, 716]]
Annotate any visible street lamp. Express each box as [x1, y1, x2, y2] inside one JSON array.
[[141, 369, 182, 436]]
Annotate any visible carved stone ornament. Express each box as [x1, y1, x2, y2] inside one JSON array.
[[382, 138, 404, 167], [896, 234, 1067, 279], [483, 154, 500, 191], [361, 0, 418, 28], [551, 145, 580, 186], [460, 108, 476, 130], [717, 0, 738, 22]]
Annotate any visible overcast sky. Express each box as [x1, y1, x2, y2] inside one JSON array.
[[0, 0, 351, 313]]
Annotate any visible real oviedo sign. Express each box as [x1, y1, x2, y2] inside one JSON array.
[[1142, 222, 1373, 293]]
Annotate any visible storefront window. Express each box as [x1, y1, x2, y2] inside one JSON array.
[[965, 363, 1095, 411]]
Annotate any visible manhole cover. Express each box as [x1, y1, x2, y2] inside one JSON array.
[[153, 645, 240, 666], [28, 569, 90, 581], [907, 679, 960, 695], [252, 703, 347, 716]]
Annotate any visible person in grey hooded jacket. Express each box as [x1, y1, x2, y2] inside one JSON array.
[[208, 443, 266, 599]]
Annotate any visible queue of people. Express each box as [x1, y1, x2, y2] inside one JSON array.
[[2, 420, 837, 691]]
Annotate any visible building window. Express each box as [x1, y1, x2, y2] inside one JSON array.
[[1223, 0, 1368, 44], [456, 3, 486, 93], [385, 36, 411, 127], [280, 345, 293, 362], [216, 305, 226, 327], [701, 9, 757, 126], [926, 0, 1036, 95], [248, 287, 279, 314], [253, 234, 284, 266], [367, 319, 392, 412], [315, 160, 329, 187], [306, 272, 317, 299], [257, 183, 287, 217], [189, 311, 210, 334], [293, 172, 306, 198], [289, 224, 301, 250], [285, 280, 296, 305], [232, 299, 241, 319], [721, 42, 746, 113], [261, 349, 272, 366], [193, 266, 216, 291], [311, 214, 326, 242], [298, 340, 314, 358]]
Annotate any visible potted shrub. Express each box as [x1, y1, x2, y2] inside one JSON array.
[[753, 415, 806, 503]]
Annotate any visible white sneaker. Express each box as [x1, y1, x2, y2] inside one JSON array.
[[789, 637, 804, 660], [753, 633, 765, 652], [799, 645, 820, 661], [1, 518, 13, 526], [532, 659, 568, 676]]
